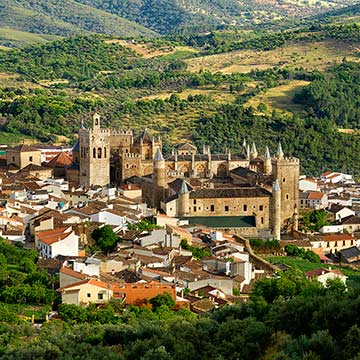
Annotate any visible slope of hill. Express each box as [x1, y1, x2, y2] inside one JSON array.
[[1, 26, 360, 175], [74, 0, 357, 34], [0, 0, 157, 47]]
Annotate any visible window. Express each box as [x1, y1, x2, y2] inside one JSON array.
[[243, 205, 247, 211], [261, 217, 264, 224], [210, 205, 215, 212], [259, 205, 264, 211], [327, 242, 330, 248], [87, 293, 91, 298], [193, 206, 197, 212], [97, 147, 102, 159], [343, 241, 346, 246], [335, 241, 338, 247], [12, 156, 15, 162], [104, 147, 107, 158], [225, 206, 229, 212], [193, 200, 197, 205], [93, 148, 96, 158], [98, 293, 103, 300], [29, 156, 33, 162], [283, 177, 286, 183], [286, 194, 289, 200]]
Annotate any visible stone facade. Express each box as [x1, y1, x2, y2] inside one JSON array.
[[6, 144, 42, 169], [79, 113, 110, 187]]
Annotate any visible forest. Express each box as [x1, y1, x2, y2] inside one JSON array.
[[0, 264, 360, 359]]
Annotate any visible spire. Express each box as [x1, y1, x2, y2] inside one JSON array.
[[273, 179, 281, 192], [277, 142, 284, 158], [80, 118, 84, 129], [154, 148, 164, 162], [251, 142, 257, 154], [242, 138, 247, 148], [246, 144, 250, 160], [265, 146, 270, 159], [179, 180, 189, 195]]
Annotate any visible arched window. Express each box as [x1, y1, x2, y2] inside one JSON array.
[[104, 147, 107, 158], [93, 148, 96, 158], [98, 147, 102, 159]]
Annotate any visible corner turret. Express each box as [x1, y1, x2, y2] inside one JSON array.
[[272, 179, 281, 240], [264, 146, 272, 175]]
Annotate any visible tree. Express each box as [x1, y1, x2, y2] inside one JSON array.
[[150, 293, 176, 311], [91, 225, 119, 254]]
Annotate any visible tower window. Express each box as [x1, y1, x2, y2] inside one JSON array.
[[93, 148, 96, 158], [286, 194, 289, 200], [283, 177, 286, 183], [193, 206, 197, 212], [104, 147, 107, 158], [259, 205, 264, 211], [243, 205, 247, 211], [193, 200, 197, 205], [225, 206, 229, 212], [98, 147, 102, 159], [29, 156, 33, 162], [210, 205, 215, 212], [261, 217, 264, 224]]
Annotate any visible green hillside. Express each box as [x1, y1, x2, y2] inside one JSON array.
[[0, 28, 60, 48], [1, 21, 360, 175], [74, 0, 357, 34], [0, 0, 157, 47]]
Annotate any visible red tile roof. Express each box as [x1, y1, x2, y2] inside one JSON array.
[[60, 267, 87, 280], [319, 234, 354, 242], [58, 278, 113, 291], [47, 152, 72, 167], [307, 192, 325, 200], [305, 268, 345, 278], [38, 232, 70, 245]]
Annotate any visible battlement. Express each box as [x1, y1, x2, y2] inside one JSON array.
[[272, 156, 300, 165], [167, 170, 185, 177], [123, 153, 142, 159], [88, 128, 111, 135], [110, 129, 133, 136]]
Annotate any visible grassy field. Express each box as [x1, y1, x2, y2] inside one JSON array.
[[105, 39, 197, 59], [185, 40, 360, 74], [0, 28, 60, 46], [245, 80, 310, 115], [140, 85, 237, 103], [266, 256, 360, 288]]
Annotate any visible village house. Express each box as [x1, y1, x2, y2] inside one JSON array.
[[304, 267, 347, 285], [339, 246, 360, 264], [36, 226, 79, 259]]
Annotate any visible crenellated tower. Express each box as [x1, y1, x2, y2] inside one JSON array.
[[271, 142, 299, 227], [79, 113, 110, 187]]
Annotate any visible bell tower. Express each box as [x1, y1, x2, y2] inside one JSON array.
[[79, 113, 110, 187]]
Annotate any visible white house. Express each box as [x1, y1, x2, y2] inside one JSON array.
[[319, 225, 343, 234], [89, 209, 127, 227], [304, 268, 347, 286], [299, 178, 319, 192], [36, 227, 79, 259], [328, 204, 355, 221], [72, 257, 101, 277]]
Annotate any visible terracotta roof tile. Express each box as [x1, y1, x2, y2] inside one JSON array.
[[47, 152, 73, 167], [60, 267, 87, 280]]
